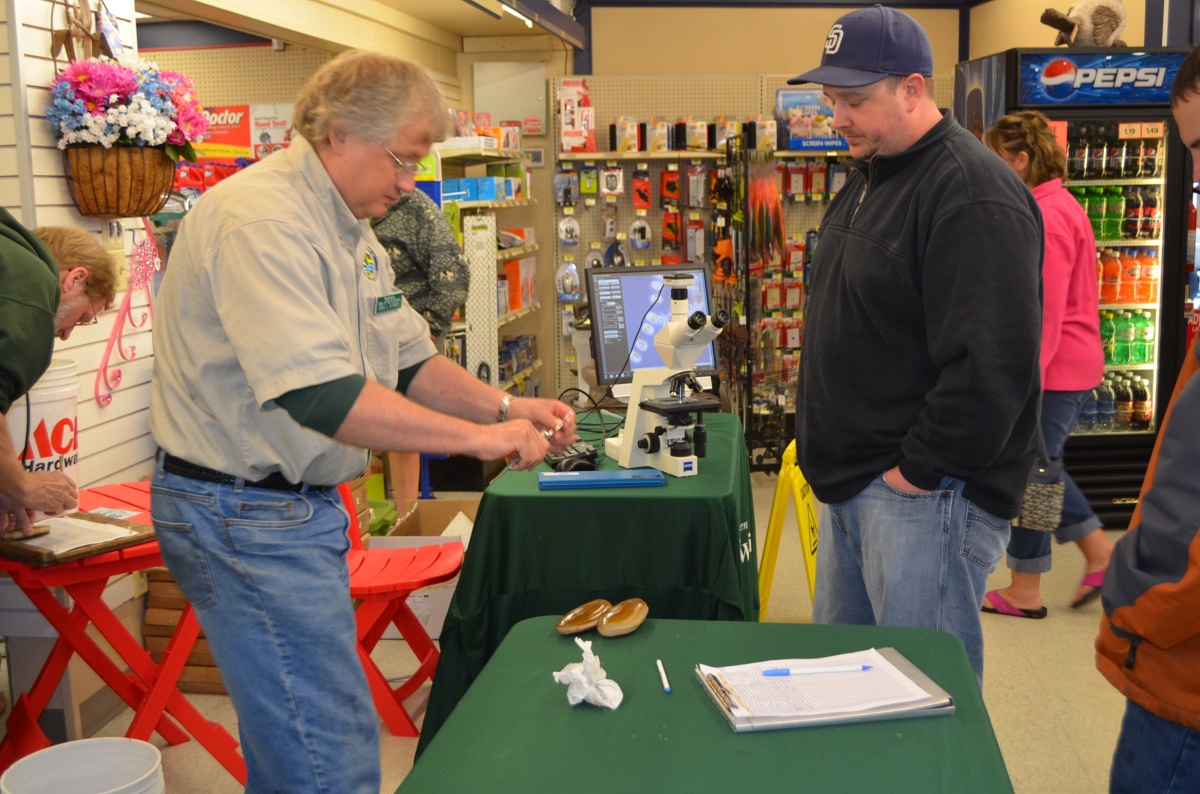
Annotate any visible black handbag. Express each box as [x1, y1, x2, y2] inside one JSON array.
[[1015, 433, 1065, 532]]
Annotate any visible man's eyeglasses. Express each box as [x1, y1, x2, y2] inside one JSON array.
[[374, 138, 427, 177], [75, 296, 102, 327]]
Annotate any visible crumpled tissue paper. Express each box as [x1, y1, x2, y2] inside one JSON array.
[[553, 636, 624, 709]]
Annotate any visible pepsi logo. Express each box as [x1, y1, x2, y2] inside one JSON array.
[[1041, 59, 1077, 99]]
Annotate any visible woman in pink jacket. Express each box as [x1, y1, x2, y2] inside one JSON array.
[[981, 110, 1113, 618]]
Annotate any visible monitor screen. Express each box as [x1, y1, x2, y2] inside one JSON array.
[[586, 265, 718, 387]]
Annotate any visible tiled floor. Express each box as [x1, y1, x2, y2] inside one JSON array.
[[15, 473, 1126, 792]]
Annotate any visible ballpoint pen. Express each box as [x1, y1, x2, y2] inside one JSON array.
[[761, 665, 872, 676], [656, 659, 671, 693]]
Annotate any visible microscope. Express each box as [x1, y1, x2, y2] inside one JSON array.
[[605, 274, 729, 477]]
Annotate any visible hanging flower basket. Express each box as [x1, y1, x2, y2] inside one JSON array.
[[62, 143, 174, 220]]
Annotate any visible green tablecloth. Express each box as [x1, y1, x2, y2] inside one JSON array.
[[401, 617, 1013, 794], [417, 413, 758, 754]]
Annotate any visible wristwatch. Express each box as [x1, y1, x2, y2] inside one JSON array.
[[497, 394, 515, 423]]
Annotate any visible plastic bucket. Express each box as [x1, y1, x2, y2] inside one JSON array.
[[6, 359, 79, 485], [0, 737, 164, 794]]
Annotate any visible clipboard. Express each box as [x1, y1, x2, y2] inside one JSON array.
[[695, 647, 955, 733], [0, 512, 154, 566]]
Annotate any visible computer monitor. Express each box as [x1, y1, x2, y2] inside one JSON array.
[[585, 264, 718, 389]]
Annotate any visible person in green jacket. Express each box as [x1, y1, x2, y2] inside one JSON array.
[[0, 213, 117, 537]]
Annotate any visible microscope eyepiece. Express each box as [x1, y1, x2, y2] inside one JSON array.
[[711, 310, 730, 329], [687, 311, 707, 330]]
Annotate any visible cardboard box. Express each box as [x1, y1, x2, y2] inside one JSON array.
[[369, 497, 480, 639]]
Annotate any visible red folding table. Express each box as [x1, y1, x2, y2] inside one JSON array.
[[0, 483, 246, 783]]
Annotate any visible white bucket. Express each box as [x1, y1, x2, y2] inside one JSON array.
[[0, 737, 164, 794], [6, 359, 79, 485]]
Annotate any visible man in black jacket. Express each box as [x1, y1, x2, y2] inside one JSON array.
[[791, 5, 1043, 686]]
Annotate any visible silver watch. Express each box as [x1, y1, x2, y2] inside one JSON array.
[[497, 394, 515, 423]]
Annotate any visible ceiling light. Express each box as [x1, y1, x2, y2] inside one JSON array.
[[501, 4, 534, 28]]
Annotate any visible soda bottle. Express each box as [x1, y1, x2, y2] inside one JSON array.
[[1137, 250, 1160, 303], [1122, 187, 1143, 240], [1131, 376, 1152, 430], [1140, 188, 1161, 239], [1122, 137, 1145, 178], [1069, 124, 1090, 180], [1141, 137, 1161, 177], [1117, 248, 1140, 303], [1100, 310, 1117, 363], [1095, 378, 1116, 431], [1105, 129, 1125, 178], [1100, 249, 1122, 304], [1087, 186, 1107, 238], [1103, 186, 1125, 241], [1114, 375, 1134, 428], [1139, 310, 1156, 363], [1077, 388, 1098, 434], [1113, 311, 1134, 364], [1088, 125, 1108, 179], [1130, 312, 1148, 364]]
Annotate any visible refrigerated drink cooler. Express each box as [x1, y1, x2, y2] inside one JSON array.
[[955, 47, 1192, 528]]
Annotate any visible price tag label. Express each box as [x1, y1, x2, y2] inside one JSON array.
[[634, 260, 647, 267], [605, 160, 618, 167], [1118, 123, 1142, 139], [563, 205, 575, 215], [564, 254, 575, 262], [652, 257, 662, 265], [616, 232, 628, 240], [667, 163, 679, 172], [1142, 121, 1166, 138], [605, 195, 618, 203], [637, 162, 648, 170], [635, 208, 647, 217], [590, 241, 602, 250], [584, 198, 596, 207], [716, 215, 726, 227], [689, 211, 702, 220]]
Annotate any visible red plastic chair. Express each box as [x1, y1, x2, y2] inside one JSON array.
[[338, 483, 464, 736]]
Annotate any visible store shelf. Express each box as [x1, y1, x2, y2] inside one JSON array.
[[500, 359, 543, 392], [1104, 362, 1156, 372], [456, 198, 538, 211], [435, 148, 529, 164], [558, 150, 724, 162], [1095, 239, 1161, 247], [1065, 177, 1164, 187], [497, 242, 539, 260], [498, 302, 540, 329], [1099, 302, 1159, 311], [774, 149, 851, 158]]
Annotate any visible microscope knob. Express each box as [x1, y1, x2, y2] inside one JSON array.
[[638, 433, 661, 453], [711, 310, 730, 329], [687, 311, 708, 330]]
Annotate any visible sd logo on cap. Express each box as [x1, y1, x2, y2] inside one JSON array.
[[789, 5, 934, 88]]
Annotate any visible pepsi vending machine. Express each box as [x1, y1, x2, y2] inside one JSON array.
[[954, 47, 1191, 528]]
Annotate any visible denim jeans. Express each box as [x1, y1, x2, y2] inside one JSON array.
[[1110, 700, 1200, 793], [1007, 390, 1104, 574], [813, 474, 1009, 688], [150, 463, 380, 794]]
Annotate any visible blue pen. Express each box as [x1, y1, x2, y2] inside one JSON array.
[[762, 664, 872, 676]]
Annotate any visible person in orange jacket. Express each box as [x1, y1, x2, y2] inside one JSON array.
[[1095, 48, 1200, 790]]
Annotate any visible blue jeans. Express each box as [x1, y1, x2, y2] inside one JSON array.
[[1007, 390, 1104, 573], [813, 474, 1009, 688], [150, 464, 380, 794], [1110, 700, 1200, 793]]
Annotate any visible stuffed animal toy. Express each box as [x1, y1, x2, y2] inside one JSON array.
[[1041, 0, 1127, 47]]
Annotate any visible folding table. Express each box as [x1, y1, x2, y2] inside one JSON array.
[[0, 483, 246, 783]]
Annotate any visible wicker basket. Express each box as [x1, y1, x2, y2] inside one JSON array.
[[62, 144, 174, 220]]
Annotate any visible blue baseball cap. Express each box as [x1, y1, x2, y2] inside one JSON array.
[[788, 5, 934, 88]]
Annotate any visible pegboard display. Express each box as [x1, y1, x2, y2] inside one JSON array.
[[147, 46, 335, 106], [462, 211, 499, 387], [552, 71, 958, 460]]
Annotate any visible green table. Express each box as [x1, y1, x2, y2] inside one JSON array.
[[402, 617, 1012, 794], [418, 413, 758, 754]]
